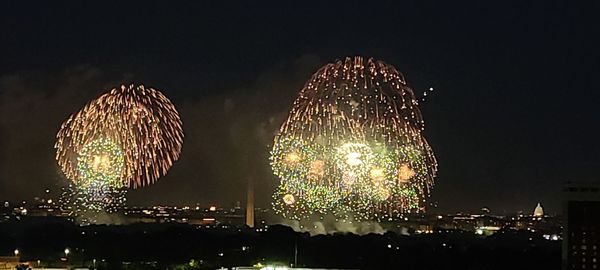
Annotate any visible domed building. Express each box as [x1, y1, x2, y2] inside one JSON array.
[[533, 202, 544, 217]]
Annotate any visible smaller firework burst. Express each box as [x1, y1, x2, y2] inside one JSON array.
[[55, 84, 184, 222]]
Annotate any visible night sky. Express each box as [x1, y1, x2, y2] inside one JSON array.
[[0, 1, 598, 214]]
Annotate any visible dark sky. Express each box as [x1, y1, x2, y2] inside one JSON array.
[[0, 1, 598, 214]]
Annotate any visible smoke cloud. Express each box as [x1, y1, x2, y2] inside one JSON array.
[[279, 216, 386, 236]]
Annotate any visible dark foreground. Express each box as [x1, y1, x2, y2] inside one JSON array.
[[0, 217, 560, 270]]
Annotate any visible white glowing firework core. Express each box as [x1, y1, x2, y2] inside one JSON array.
[[336, 143, 374, 171], [345, 152, 362, 166]]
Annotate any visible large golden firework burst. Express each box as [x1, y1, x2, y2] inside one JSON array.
[[55, 84, 184, 189], [271, 56, 437, 221]]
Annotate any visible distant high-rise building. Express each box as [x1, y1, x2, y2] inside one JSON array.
[[562, 182, 600, 270], [246, 179, 254, 228], [534, 202, 544, 217]]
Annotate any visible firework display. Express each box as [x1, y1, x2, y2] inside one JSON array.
[[55, 84, 184, 218], [270, 57, 437, 221], [58, 183, 127, 222]]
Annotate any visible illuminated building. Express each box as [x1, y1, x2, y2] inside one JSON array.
[[534, 202, 544, 217], [562, 182, 600, 270]]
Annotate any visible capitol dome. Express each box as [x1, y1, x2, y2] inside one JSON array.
[[533, 202, 544, 217]]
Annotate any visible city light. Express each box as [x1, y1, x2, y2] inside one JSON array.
[[260, 266, 289, 270]]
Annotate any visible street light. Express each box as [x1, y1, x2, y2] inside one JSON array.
[[64, 248, 70, 257], [14, 249, 19, 256]]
